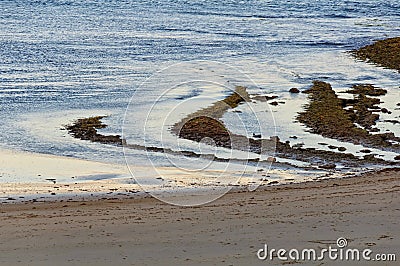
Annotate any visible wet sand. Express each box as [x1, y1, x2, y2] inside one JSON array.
[[0, 168, 398, 265]]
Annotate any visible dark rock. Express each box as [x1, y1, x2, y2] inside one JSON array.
[[338, 147, 347, 152], [320, 164, 336, 169], [394, 155, 400, 160], [253, 133, 262, 138], [289, 87, 300, 93], [360, 149, 372, 153], [292, 143, 304, 149], [269, 101, 279, 106], [252, 95, 278, 102], [363, 154, 376, 160], [384, 120, 399, 124]]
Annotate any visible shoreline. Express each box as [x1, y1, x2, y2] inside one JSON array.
[[2, 146, 395, 205], [2, 166, 399, 205]]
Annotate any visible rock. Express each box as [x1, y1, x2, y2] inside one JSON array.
[[328, 145, 338, 150], [289, 136, 298, 139], [253, 133, 261, 138], [351, 37, 400, 72], [268, 181, 279, 185], [270, 136, 280, 142], [292, 143, 304, 149], [364, 154, 376, 160], [65, 116, 124, 145], [338, 147, 347, 152], [252, 95, 278, 102], [297, 81, 396, 149], [320, 164, 336, 169], [289, 87, 300, 93], [394, 155, 400, 160], [269, 101, 279, 106], [381, 108, 391, 114], [384, 120, 399, 124], [360, 149, 371, 153], [266, 157, 277, 163]]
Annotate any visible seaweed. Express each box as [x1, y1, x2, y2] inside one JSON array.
[[351, 37, 400, 72], [297, 81, 400, 150], [65, 116, 123, 145]]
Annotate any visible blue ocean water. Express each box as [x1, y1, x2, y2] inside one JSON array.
[[0, 0, 399, 164]]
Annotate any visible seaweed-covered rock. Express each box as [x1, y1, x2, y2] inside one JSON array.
[[297, 81, 400, 150], [352, 37, 400, 72], [65, 116, 123, 145]]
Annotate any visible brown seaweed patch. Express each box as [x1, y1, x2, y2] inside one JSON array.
[[297, 81, 400, 150], [297, 81, 367, 141], [345, 84, 387, 96], [178, 116, 232, 148], [345, 84, 386, 129], [351, 37, 400, 72], [223, 87, 249, 108], [65, 116, 123, 145], [173, 85, 396, 167]]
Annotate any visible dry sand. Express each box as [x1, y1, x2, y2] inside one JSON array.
[[0, 168, 398, 265]]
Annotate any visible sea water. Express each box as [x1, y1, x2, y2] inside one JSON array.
[[1, 0, 399, 176]]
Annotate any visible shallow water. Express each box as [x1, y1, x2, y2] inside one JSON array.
[[1, 0, 399, 182]]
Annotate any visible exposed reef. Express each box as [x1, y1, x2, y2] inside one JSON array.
[[65, 116, 123, 145], [172, 86, 397, 168], [351, 37, 400, 72], [297, 81, 400, 151]]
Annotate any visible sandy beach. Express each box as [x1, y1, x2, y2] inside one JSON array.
[[1, 1, 399, 265], [0, 168, 398, 265]]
